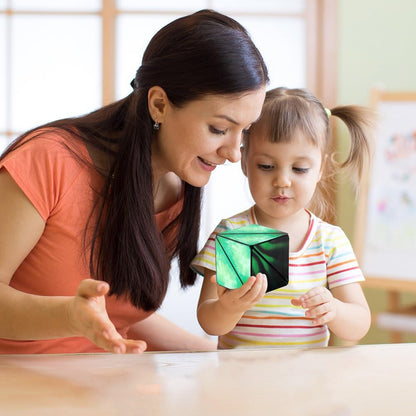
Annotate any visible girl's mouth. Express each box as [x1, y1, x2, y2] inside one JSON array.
[[272, 195, 290, 204]]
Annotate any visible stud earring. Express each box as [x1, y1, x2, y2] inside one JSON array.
[[153, 121, 160, 131]]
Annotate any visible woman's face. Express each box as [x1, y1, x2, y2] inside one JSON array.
[[152, 87, 266, 187]]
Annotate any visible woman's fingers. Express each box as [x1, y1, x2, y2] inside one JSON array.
[[76, 278, 109, 299], [123, 339, 147, 354], [71, 279, 147, 353]]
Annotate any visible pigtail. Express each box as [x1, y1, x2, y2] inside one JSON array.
[[329, 105, 376, 191]]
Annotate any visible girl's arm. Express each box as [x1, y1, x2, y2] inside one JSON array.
[[197, 268, 267, 335], [127, 313, 217, 351], [291, 283, 371, 342], [0, 169, 146, 353]]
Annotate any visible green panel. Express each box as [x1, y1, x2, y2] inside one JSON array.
[[252, 235, 289, 292], [215, 225, 289, 291], [216, 237, 251, 289]]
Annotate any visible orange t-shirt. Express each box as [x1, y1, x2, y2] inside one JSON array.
[[0, 130, 182, 354]]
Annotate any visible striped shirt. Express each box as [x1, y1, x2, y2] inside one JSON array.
[[191, 207, 364, 349]]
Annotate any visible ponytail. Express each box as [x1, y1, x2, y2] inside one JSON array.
[[329, 105, 376, 191]]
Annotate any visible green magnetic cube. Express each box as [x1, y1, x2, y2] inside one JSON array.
[[215, 224, 289, 292]]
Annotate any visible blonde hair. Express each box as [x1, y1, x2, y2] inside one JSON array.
[[243, 87, 375, 221]]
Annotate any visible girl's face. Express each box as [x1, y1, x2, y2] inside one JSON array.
[[242, 127, 323, 228], [152, 87, 266, 187]]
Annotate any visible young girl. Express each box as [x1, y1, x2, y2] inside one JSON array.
[[192, 87, 373, 349]]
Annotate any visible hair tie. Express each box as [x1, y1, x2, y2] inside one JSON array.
[[325, 108, 331, 118]]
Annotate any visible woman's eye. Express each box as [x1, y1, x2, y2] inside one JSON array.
[[209, 126, 227, 135], [293, 167, 309, 173]]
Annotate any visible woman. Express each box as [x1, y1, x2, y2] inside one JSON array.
[[0, 10, 268, 354]]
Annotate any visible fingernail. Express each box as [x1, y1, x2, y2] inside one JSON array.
[[114, 346, 122, 354]]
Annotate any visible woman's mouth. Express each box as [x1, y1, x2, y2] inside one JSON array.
[[198, 157, 217, 172]]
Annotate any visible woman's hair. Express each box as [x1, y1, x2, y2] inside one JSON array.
[[1, 10, 268, 311], [243, 87, 374, 221]]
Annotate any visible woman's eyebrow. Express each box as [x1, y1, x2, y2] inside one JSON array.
[[213, 114, 238, 125]]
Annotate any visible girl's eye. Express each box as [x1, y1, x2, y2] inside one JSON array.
[[257, 164, 273, 171], [293, 167, 309, 174], [209, 126, 227, 135]]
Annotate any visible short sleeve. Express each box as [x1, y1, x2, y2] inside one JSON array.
[[326, 226, 365, 289], [0, 134, 83, 221], [191, 218, 233, 275]]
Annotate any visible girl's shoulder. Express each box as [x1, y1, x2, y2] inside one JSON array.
[[221, 206, 256, 230], [307, 211, 350, 248]]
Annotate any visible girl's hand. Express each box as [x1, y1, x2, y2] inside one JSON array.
[[211, 273, 267, 315], [67, 279, 147, 354], [291, 286, 336, 326]]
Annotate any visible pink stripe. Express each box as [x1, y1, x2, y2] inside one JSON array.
[[205, 244, 215, 250], [328, 266, 359, 277], [237, 323, 321, 329], [290, 269, 326, 276], [230, 328, 327, 338], [330, 275, 363, 285], [290, 260, 325, 267]]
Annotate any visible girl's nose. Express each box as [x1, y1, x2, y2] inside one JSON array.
[[273, 171, 291, 188]]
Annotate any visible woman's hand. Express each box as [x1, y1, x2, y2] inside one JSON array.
[[291, 286, 336, 326], [212, 273, 268, 315], [67, 279, 147, 354]]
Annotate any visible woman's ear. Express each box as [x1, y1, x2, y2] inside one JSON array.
[[148, 86, 169, 124]]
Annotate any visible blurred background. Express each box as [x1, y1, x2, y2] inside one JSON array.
[[1, 0, 416, 345]]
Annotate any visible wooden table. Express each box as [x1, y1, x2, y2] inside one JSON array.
[[1, 343, 415, 415]]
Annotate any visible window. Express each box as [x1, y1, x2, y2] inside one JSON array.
[[0, 0, 337, 336]]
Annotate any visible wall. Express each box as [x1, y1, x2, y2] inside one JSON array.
[[337, 0, 416, 343]]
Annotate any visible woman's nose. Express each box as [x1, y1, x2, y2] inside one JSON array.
[[217, 134, 242, 163]]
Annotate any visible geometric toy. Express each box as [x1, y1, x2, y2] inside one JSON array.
[[215, 224, 289, 292]]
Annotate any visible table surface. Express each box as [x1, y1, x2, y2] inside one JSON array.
[[1, 343, 415, 415]]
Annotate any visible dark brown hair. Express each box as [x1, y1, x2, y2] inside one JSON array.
[[1, 10, 268, 311], [243, 87, 374, 221]]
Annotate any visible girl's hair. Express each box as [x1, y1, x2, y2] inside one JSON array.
[[243, 87, 374, 221], [1, 10, 268, 311]]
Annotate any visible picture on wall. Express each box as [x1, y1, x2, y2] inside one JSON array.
[[355, 90, 416, 281]]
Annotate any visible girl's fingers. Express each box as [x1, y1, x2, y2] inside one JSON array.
[[240, 274, 267, 302], [311, 311, 334, 326], [299, 288, 332, 308], [305, 302, 331, 318], [291, 297, 302, 306]]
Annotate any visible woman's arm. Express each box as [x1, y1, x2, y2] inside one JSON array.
[[127, 313, 217, 351], [197, 268, 267, 335], [291, 283, 371, 342], [0, 169, 145, 353]]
